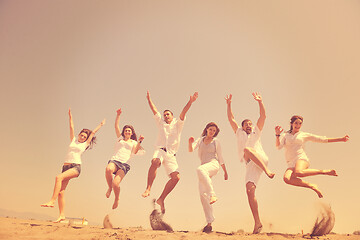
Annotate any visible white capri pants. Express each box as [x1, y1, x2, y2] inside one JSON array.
[[197, 159, 220, 223]]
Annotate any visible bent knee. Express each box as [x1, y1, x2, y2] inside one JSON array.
[[170, 172, 180, 182], [283, 176, 291, 184], [246, 182, 256, 194]]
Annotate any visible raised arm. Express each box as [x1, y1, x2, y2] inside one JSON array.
[[115, 108, 122, 138], [275, 125, 284, 148], [327, 135, 350, 143], [133, 135, 145, 154], [188, 137, 195, 152], [68, 108, 75, 141], [253, 92, 266, 131], [179, 92, 198, 121], [87, 119, 106, 145], [146, 91, 159, 115], [225, 94, 239, 133]]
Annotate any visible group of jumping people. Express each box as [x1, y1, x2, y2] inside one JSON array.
[[41, 91, 349, 234]]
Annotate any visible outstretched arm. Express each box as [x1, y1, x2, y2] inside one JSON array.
[[188, 137, 195, 152], [275, 125, 284, 148], [68, 108, 75, 141], [133, 135, 145, 154], [115, 108, 122, 138], [327, 135, 350, 143], [146, 91, 159, 115], [87, 119, 106, 145], [253, 92, 266, 131], [179, 92, 198, 121], [225, 94, 239, 133]]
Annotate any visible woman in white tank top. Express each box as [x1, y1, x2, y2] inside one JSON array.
[[41, 108, 105, 223], [105, 108, 144, 209]]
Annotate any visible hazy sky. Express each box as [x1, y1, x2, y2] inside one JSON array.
[[0, 0, 359, 234]]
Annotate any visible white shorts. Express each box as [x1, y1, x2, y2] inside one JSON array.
[[287, 158, 310, 169], [153, 149, 178, 176], [245, 154, 268, 186]]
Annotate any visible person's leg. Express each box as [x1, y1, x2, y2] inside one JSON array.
[[142, 158, 161, 198], [293, 160, 337, 178], [197, 160, 219, 204], [198, 166, 215, 230], [105, 162, 117, 198], [112, 169, 126, 209], [244, 147, 275, 179], [41, 167, 79, 207], [246, 182, 262, 234], [56, 179, 70, 223], [156, 171, 180, 214], [283, 168, 323, 198]]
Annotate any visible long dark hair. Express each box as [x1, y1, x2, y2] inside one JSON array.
[[121, 125, 137, 141], [79, 128, 96, 150], [288, 115, 303, 133], [201, 122, 220, 138]]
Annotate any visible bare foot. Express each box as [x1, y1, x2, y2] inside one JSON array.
[[41, 201, 55, 208], [156, 198, 165, 214], [112, 198, 119, 209], [210, 196, 218, 205], [324, 169, 338, 176], [142, 189, 150, 198], [253, 224, 263, 234], [310, 184, 323, 198], [53, 216, 66, 223], [106, 188, 112, 198]]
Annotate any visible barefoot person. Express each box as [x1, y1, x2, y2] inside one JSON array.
[[105, 108, 144, 209], [225, 92, 274, 234], [41, 108, 105, 223], [275, 115, 349, 198], [142, 91, 198, 214], [188, 122, 228, 233]]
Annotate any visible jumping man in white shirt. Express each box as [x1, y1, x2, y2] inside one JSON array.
[[142, 91, 198, 214], [225, 92, 275, 234]]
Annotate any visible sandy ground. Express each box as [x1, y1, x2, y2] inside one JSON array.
[[0, 217, 359, 240]]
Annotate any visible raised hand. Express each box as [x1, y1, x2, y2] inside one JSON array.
[[252, 92, 262, 102], [188, 137, 195, 144], [68, 108, 72, 118], [139, 135, 145, 142], [225, 94, 232, 105], [275, 126, 283, 135], [190, 92, 199, 103], [100, 119, 106, 126], [146, 91, 151, 100], [116, 108, 122, 115]]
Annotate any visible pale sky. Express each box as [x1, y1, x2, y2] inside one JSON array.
[[0, 0, 359, 234]]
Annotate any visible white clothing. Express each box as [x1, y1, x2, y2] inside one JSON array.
[[197, 160, 219, 223], [64, 137, 88, 164], [153, 112, 185, 155], [193, 137, 224, 223], [110, 137, 139, 164], [277, 131, 328, 168], [153, 149, 178, 176], [236, 126, 268, 186]]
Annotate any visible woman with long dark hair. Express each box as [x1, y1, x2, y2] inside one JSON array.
[[105, 108, 144, 209], [41, 108, 105, 222], [188, 122, 228, 233], [275, 115, 349, 198]]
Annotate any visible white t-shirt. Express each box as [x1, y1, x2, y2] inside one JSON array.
[[236, 125, 267, 162], [277, 131, 327, 165], [64, 137, 88, 164], [153, 112, 185, 155], [110, 137, 138, 164]]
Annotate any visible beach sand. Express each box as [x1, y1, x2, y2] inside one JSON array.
[[0, 217, 359, 240]]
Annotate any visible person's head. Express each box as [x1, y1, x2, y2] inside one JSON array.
[[163, 110, 174, 124], [241, 119, 253, 134], [78, 129, 96, 150], [289, 115, 303, 133], [201, 122, 220, 138], [121, 125, 137, 141]]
